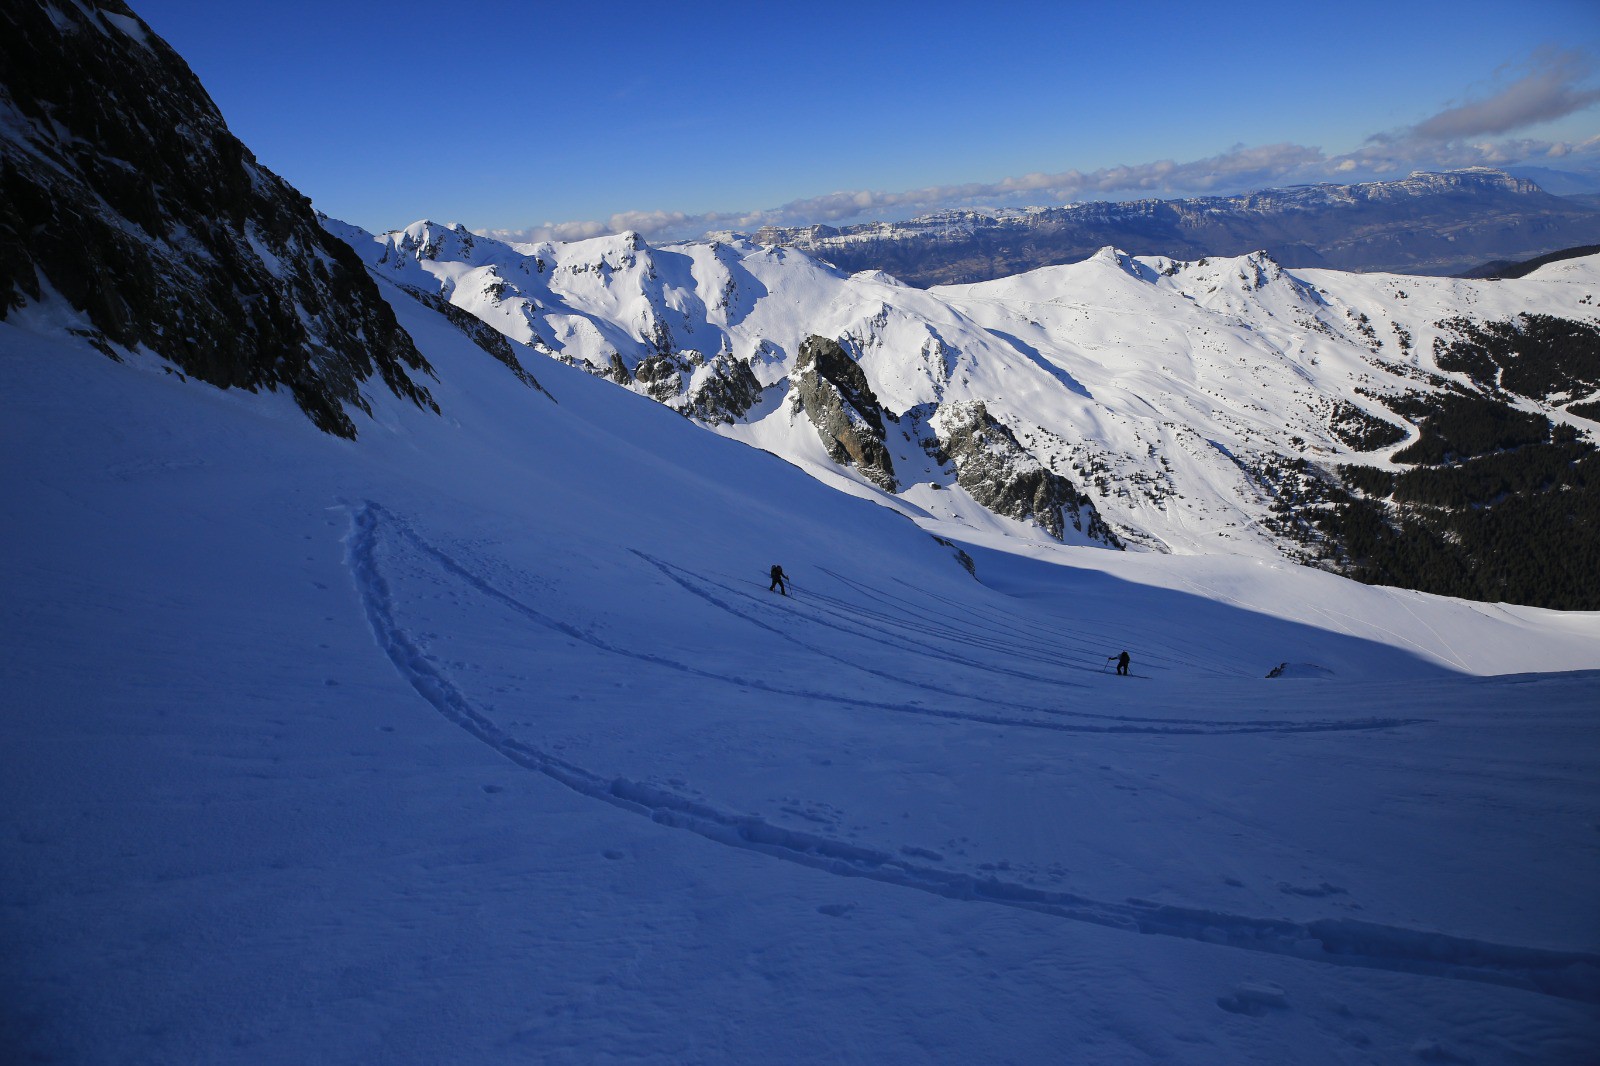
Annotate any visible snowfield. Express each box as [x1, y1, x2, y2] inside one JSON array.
[[3, 281, 1599, 1063]]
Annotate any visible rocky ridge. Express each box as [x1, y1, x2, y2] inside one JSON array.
[[929, 401, 1119, 546], [0, 1, 438, 437], [7, 1, 1595, 607], [340, 223, 1124, 547]]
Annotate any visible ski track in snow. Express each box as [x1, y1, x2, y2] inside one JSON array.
[[881, 570, 1234, 676], [389, 522, 1172, 735], [344, 501, 1600, 1005], [806, 567, 1136, 674], [373, 501, 1403, 737], [636, 555, 1128, 699], [638, 554, 1356, 730], [709, 564, 1097, 676], [837, 567, 1223, 675], [1388, 592, 1471, 674]]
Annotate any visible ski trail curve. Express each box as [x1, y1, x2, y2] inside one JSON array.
[[638, 552, 1101, 690], [795, 574, 1111, 676], [637, 551, 1422, 734], [344, 502, 1600, 1006], [375, 502, 1412, 736], [828, 566, 1226, 676], [369, 503, 1252, 736]]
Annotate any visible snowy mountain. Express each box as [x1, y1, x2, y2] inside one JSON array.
[[5, 5, 1600, 1062], [342, 220, 1600, 609], [748, 169, 1600, 284]]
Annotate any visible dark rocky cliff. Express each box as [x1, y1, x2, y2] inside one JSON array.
[[929, 400, 1119, 546], [792, 336, 897, 491], [0, 0, 436, 437]]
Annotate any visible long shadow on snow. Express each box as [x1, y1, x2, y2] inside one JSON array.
[[347, 501, 1600, 1006], [954, 538, 1486, 684], [635, 552, 1421, 732], [372, 502, 1374, 737]]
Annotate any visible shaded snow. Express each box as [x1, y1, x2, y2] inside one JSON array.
[[2, 282, 1598, 1062]]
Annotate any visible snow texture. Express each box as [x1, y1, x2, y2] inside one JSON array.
[[3, 270, 1599, 1064]]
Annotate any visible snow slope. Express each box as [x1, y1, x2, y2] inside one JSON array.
[[3, 283, 1600, 1062], [342, 221, 1600, 564]]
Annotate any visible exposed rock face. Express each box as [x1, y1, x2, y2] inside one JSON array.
[[605, 352, 632, 385], [632, 355, 680, 401], [930, 401, 1119, 545], [633, 350, 762, 424], [0, 0, 435, 437], [685, 354, 763, 424], [792, 336, 897, 491]]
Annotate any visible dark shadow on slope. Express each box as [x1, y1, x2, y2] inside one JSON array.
[[938, 540, 1484, 684], [512, 341, 1487, 686], [349, 507, 1600, 1006], [984, 329, 1093, 398]]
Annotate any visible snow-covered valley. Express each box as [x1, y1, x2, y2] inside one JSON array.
[[4, 286, 1598, 1062]]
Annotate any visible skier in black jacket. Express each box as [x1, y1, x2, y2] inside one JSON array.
[[769, 564, 788, 596], [1109, 650, 1130, 676]]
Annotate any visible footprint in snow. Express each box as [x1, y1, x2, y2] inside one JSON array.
[[1216, 981, 1289, 1017], [1411, 1038, 1472, 1063]]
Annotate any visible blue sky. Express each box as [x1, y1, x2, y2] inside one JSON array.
[[133, 0, 1600, 241]]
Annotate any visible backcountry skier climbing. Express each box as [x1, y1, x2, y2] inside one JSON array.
[[769, 564, 788, 596], [1108, 651, 1130, 676]]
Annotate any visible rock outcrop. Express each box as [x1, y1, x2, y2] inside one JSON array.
[[930, 401, 1118, 545], [792, 336, 897, 491], [632, 349, 763, 424], [0, 0, 436, 437]]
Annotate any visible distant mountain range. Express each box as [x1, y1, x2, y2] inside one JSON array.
[[743, 170, 1600, 285]]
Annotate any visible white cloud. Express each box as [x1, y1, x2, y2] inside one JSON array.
[[480, 50, 1600, 245]]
